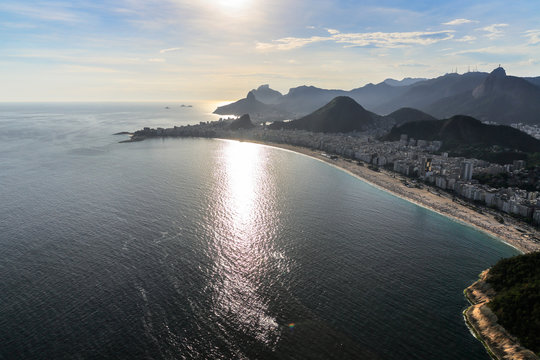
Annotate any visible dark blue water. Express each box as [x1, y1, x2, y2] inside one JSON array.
[[0, 103, 519, 359]]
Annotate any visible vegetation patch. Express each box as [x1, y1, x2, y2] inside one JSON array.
[[486, 252, 540, 355]]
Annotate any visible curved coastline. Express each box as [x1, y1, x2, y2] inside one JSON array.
[[222, 138, 540, 254], [241, 138, 540, 359]]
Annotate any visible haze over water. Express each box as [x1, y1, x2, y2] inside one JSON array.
[[0, 103, 519, 359]]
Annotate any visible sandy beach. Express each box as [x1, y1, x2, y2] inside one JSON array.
[[242, 140, 540, 254]]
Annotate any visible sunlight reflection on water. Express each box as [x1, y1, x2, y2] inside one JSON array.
[[209, 140, 281, 349]]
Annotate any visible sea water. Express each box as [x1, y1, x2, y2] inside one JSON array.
[[0, 103, 519, 359]]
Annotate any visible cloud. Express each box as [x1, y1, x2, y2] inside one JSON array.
[[443, 18, 476, 26], [64, 65, 121, 73], [256, 36, 332, 51], [451, 46, 519, 56], [256, 30, 454, 51], [455, 35, 476, 42], [478, 24, 508, 39], [397, 62, 428, 68], [524, 30, 540, 45], [0, 3, 80, 22], [148, 58, 166, 62], [159, 47, 182, 54]]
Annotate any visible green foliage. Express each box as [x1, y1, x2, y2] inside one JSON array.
[[527, 153, 540, 168], [486, 252, 540, 354]]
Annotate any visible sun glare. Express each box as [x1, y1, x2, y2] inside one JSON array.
[[218, 0, 249, 10]]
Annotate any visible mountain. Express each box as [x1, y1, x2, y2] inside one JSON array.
[[213, 91, 291, 121], [384, 115, 540, 163], [524, 76, 540, 88], [214, 91, 272, 115], [276, 86, 348, 116], [386, 107, 437, 126], [229, 114, 254, 130], [374, 71, 488, 114], [250, 84, 283, 104], [383, 77, 427, 87], [348, 82, 407, 111], [268, 96, 379, 133], [265, 83, 406, 115], [426, 67, 540, 124], [215, 67, 540, 125]]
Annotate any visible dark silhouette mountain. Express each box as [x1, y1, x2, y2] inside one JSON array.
[[374, 71, 488, 114], [229, 114, 254, 130], [276, 86, 347, 115], [270, 83, 406, 115], [386, 107, 437, 126], [524, 76, 540, 88], [214, 67, 540, 125], [385, 115, 540, 154], [213, 91, 292, 121], [268, 96, 379, 133], [348, 82, 407, 111], [250, 84, 283, 104], [383, 77, 427, 87], [426, 67, 540, 124], [214, 91, 273, 115]]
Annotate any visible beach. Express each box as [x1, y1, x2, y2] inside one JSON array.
[[242, 140, 540, 254]]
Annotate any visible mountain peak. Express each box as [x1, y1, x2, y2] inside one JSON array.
[[269, 96, 377, 133], [490, 66, 506, 77], [246, 91, 256, 101], [330, 95, 365, 107]]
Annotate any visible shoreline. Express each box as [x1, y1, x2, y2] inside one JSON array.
[[228, 138, 540, 254], [464, 270, 539, 360]]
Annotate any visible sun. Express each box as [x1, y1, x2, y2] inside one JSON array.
[[218, 0, 249, 10]]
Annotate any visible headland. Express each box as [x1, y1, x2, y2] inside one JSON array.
[[464, 268, 539, 360]]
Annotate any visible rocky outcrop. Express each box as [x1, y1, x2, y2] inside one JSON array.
[[229, 114, 254, 130], [464, 270, 539, 360]]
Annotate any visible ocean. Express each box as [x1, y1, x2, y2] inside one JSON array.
[[0, 102, 519, 359]]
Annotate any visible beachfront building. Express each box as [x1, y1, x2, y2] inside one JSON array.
[[460, 161, 474, 181]]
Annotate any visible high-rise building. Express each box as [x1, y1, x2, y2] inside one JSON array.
[[460, 161, 473, 181]]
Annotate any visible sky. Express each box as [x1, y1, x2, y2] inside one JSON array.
[[1, 0, 540, 101]]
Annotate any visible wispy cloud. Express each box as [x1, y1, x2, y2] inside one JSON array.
[[524, 30, 540, 45], [256, 30, 454, 51], [478, 24, 508, 39], [64, 65, 121, 73], [455, 35, 476, 42], [159, 47, 182, 54], [256, 36, 332, 51], [0, 3, 81, 22], [443, 18, 476, 26]]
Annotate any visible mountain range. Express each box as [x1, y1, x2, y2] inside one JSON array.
[[384, 115, 540, 163], [267, 96, 436, 133], [214, 67, 540, 125]]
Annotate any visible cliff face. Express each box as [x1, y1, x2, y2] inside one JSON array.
[[464, 270, 539, 360]]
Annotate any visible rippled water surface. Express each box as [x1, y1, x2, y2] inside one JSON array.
[[0, 103, 519, 359]]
